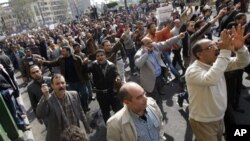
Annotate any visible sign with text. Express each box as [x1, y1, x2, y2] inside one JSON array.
[[156, 5, 172, 23]]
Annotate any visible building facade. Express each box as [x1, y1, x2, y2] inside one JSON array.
[[0, 0, 83, 34], [69, 0, 91, 19], [36, 0, 72, 25]]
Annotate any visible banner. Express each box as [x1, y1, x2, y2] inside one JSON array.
[[156, 5, 172, 24]]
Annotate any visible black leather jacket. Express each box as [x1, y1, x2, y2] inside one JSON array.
[[86, 60, 119, 90]]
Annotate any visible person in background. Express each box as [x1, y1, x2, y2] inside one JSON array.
[[135, 33, 185, 107], [85, 49, 123, 123], [0, 64, 31, 131], [27, 65, 51, 127]]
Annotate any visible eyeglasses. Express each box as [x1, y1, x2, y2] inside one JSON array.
[[145, 41, 152, 45], [201, 44, 218, 51]]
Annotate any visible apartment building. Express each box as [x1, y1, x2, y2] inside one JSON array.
[[0, 0, 91, 34], [0, 3, 20, 34], [69, 0, 91, 18], [36, 0, 72, 25]]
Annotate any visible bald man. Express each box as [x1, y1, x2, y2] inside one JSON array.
[[106, 82, 165, 141], [185, 27, 250, 141]]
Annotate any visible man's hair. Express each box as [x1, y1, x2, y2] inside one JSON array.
[[101, 40, 110, 47], [51, 73, 64, 84], [29, 65, 40, 72], [234, 13, 246, 21], [192, 42, 203, 59], [72, 42, 80, 48], [146, 22, 155, 30], [61, 125, 87, 141], [194, 19, 205, 30], [62, 46, 71, 53], [226, 21, 236, 29], [118, 83, 134, 101], [95, 49, 105, 56], [187, 21, 195, 27]]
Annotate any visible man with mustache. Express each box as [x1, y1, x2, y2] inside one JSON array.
[[39, 46, 90, 112], [36, 74, 92, 141]]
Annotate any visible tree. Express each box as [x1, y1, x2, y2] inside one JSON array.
[[10, 0, 35, 29], [106, 2, 118, 9]]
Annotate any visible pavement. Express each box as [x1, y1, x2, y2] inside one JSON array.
[[13, 4, 250, 141]]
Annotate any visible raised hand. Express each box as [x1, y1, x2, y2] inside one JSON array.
[[41, 83, 50, 97], [178, 32, 185, 39], [231, 24, 245, 51], [218, 29, 233, 51]]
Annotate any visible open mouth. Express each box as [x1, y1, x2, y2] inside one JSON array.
[[215, 50, 220, 56]]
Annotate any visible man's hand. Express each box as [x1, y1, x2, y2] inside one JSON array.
[[83, 57, 89, 65], [125, 27, 130, 34], [37, 59, 44, 65], [115, 77, 122, 85], [218, 29, 234, 51], [86, 127, 93, 134], [178, 32, 185, 39], [41, 83, 49, 97], [231, 24, 245, 51]]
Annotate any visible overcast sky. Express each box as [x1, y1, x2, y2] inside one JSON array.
[[0, 0, 9, 4]]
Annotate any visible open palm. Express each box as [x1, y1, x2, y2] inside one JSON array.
[[232, 24, 245, 51]]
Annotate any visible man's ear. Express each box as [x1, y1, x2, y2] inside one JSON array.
[[196, 52, 202, 60], [123, 99, 130, 105]]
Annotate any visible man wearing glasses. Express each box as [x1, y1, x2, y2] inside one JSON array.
[[185, 26, 250, 141]]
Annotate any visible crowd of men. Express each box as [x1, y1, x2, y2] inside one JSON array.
[[1, 0, 250, 140]]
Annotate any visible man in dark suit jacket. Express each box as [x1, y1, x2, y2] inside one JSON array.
[[86, 49, 123, 123], [27, 65, 51, 126], [40, 46, 90, 112], [36, 74, 91, 141]]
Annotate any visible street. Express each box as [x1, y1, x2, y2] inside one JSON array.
[[13, 4, 250, 141], [16, 67, 250, 141]]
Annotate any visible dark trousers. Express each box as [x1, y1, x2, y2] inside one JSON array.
[[172, 49, 185, 73], [163, 51, 180, 78], [225, 70, 243, 109], [96, 90, 122, 123], [68, 82, 89, 110], [125, 48, 136, 73], [147, 76, 165, 116], [224, 105, 236, 141]]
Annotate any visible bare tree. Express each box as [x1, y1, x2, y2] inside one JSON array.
[[10, 0, 35, 29]]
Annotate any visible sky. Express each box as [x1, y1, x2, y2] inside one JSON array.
[[0, 0, 9, 4], [0, 0, 109, 5]]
